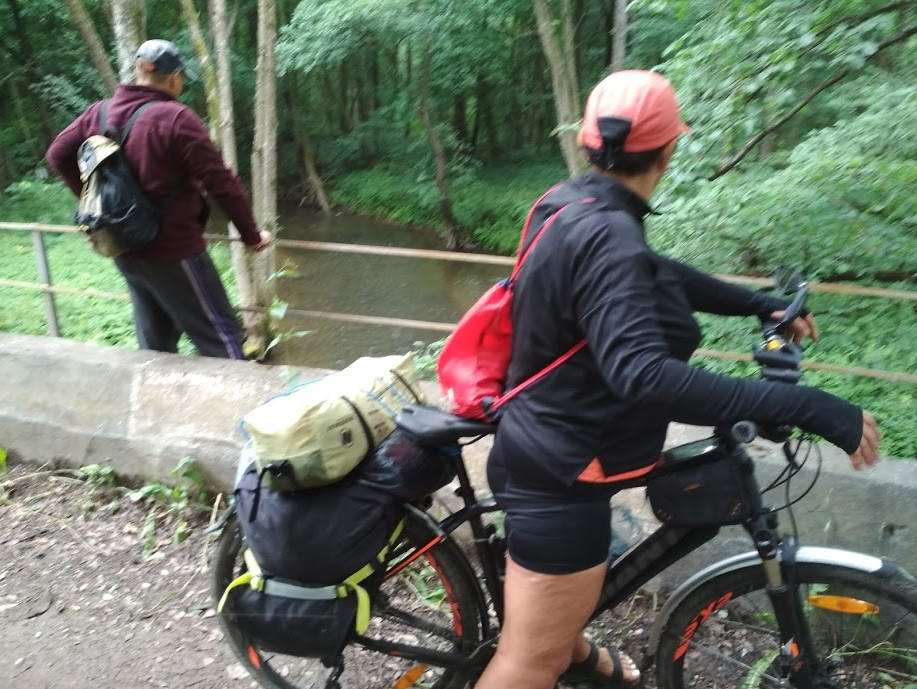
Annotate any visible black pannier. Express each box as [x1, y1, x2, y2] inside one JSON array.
[[219, 428, 456, 659]]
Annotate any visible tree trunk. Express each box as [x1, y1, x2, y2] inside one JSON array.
[[209, 0, 264, 343], [5, 0, 55, 146], [284, 79, 331, 213], [419, 45, 464, 249], [111, 0, 142, 83], [474, 76, 499, 156], [180, 0, 221, 142], [251, 0, 278, 341], [533, 0, 582, 176], [64, 0, 118, 93], [611, 0, 628, 72], [452, 94, 469, 146]]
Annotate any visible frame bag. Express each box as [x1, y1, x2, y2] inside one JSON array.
[[646, 443, 758, 528]]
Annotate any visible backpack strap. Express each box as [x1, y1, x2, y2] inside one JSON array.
[[97, 99, 112, 137], [118, 102, 157, 145], [492, 193, 598, 414], [515, 183, 562, 256]]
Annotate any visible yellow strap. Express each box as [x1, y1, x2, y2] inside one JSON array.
[[219, 520, 406, 634], [217, 549, 266, 614], [341, 518, 406, 634], [217, 572, 253, 613], [243, 548, 263, 576]]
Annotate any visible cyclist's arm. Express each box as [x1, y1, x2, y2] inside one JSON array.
[[661, 257, 790, 317], [573, 219, 860, 452], [172, 108, 261, 246]]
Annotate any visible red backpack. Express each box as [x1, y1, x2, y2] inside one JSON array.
[[437, 189, 593, 420]]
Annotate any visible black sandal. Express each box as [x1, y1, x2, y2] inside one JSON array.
[[560, 642, 640, 688]]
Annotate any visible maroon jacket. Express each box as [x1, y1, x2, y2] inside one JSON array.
[[46, 84, 260, 260]]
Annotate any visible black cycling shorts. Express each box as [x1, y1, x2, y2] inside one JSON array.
[[487, 431, 617, 575]]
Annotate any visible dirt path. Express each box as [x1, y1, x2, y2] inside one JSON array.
[[0, 464, 255, 689], [0, 464, 660, 689]]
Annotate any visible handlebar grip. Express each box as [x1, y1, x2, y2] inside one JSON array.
[[731, 421, 758, 444]]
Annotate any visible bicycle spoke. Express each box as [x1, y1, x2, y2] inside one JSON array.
[[682, 639, 784, 688], [376, 603, 458, 641]]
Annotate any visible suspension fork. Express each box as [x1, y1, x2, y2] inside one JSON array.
[[746, 512, 821, 688]]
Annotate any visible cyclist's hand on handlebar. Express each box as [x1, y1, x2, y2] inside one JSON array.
[[769, 310, 818, 344], [850, 411, 881, 470]]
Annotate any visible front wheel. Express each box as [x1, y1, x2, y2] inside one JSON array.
[[655, 562, 917, 689]]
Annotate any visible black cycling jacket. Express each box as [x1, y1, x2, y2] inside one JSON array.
[[500, 172, 862, 486]]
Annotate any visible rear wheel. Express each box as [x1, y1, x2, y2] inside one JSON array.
[[655, 563, 917, 689], [211, 508, 484, 689]]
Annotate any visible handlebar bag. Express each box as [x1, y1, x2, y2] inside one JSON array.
[[647, 446, 757, 528]]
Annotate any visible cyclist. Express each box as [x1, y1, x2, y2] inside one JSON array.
[[475, 70, 881, 689]]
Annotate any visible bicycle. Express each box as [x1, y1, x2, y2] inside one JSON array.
[[211, 275, 917, 689]]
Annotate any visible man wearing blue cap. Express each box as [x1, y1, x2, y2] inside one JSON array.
[[46, 39, 271, 359]]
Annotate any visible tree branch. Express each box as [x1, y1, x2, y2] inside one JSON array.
[[708, 23, 917, 181]]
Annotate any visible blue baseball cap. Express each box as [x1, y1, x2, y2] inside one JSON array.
[[135, 39, 187, 76]]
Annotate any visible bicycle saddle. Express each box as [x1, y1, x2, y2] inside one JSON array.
[[396, 405, 496, 446]]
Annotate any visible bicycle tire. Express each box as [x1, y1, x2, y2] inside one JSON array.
[[211, 507, 484, 689], [655, 562, 917, 689]]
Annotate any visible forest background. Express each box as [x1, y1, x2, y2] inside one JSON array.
[[0, 0, 914, 454]]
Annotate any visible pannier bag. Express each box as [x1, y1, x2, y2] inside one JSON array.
[[242, 354, 424, 491], [220, 463, 405, 658], [75, 100, 161, 257], [437, 189, 591, 420], [646, 440, 757, 528], [359, 428, 458, 501]]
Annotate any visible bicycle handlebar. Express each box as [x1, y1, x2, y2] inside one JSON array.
[[725, 273, 810, 448]]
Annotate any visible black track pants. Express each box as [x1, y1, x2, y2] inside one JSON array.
[[115, 251, 245, 359]]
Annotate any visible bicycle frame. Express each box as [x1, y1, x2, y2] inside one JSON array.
[[355, 433, 830, 688]]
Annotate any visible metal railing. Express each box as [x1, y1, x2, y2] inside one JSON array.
[[1, 220, 916, 385]]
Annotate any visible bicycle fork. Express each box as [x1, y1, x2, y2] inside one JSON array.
[[747, 513, 825, 689]]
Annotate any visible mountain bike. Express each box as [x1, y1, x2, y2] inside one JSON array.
[[211, 275, 917, 689]]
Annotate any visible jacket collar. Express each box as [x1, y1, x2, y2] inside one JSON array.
[[114, 84, 176, 102], [579, 171, 657, 220]]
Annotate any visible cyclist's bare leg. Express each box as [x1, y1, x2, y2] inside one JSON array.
[[473, 557, 606, 689]]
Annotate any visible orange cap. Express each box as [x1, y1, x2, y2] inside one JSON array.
[[578, 70, 689, 153]]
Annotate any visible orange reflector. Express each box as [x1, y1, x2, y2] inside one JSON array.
[[394, 664, 429, 689], [247, 644, 262, 669], [808, 594, 880, 615]]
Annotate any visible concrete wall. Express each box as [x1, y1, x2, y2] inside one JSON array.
[[2, 332, 915, 577], [0, 333, 322, 490]]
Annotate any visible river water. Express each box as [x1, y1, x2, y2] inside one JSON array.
[[272, 204, 507, 369]]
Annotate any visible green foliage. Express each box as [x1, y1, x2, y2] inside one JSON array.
[[78, 463, 117, 489], [412, 338, 446, 380], [0, 180, 239, 350], [331, 159, 565, 250], [649, 89, 917, 280], [128, 457, 212, 556]]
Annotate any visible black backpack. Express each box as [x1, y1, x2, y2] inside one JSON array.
[[74, 100, 161, 257]]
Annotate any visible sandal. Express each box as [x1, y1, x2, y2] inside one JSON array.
[[560, 641, 640, 688]]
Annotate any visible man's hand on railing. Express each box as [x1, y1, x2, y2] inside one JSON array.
[[251, 230, 274, 252]]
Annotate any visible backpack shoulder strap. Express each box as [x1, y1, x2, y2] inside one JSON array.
[[510, 196, 596, 280], [98, 99, 112, 137], [119, 102, 158, 146]]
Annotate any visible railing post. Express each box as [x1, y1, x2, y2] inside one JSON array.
[[32, 230, 60, 337]]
